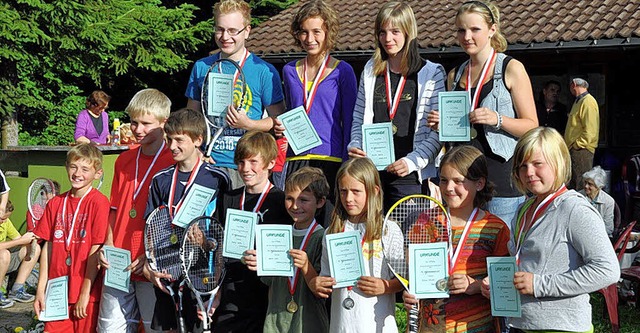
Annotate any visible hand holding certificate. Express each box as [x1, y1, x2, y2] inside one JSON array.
[[222, 208, 258, 260], [408, 242, 450, 299], [486, 257, 521, 317], [255, 225, 294, 276], [38, 276, 69, 321], [278, 106, 322, 155], [103, 246, 131, 293], [361, 123, 396, 171], [438, 91, 471, 142], [325, 231, 366, 288]]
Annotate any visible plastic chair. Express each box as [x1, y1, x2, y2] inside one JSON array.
[[599, 220, 636, 333]]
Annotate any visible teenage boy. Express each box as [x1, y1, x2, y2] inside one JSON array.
[[145, 108, 230, 332], [33, 143, 110, 332], [0, 200, 40, 308], [184, 0, 286, 188], [213, 130, 293, 333], [97, 88, 174, 333]]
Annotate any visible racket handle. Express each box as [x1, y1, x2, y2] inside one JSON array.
[[178, 316, 187, 333], [205, 126, 225, 157], [408, 303, 419, 333], [25, 240, 37, 262]]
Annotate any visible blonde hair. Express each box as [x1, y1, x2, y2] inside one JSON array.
[[290, 0, 339, 53], [512, 127, 570, 194], [234, 131, 277, 166], [372, 2, 421, 77], [285, 166, 330, 202], [66, 143, 104, 172], [456, 1, 507, 53], [440, 145, 494, 208], [125, 88, 171, 121], [328, 158, 383, 241], [214, 0, 251, 26]]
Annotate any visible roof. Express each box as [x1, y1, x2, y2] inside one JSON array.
[[247, 0, 640, 61]]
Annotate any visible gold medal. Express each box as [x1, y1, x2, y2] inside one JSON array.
[[392, 124, 398, 134], [287, 299, 298, 313], [202, 277, 209, 284], [129, 208, 137, 218], [470, 127, 477, 140], [170, 233, 178, 244]]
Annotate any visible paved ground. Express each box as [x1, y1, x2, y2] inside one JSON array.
[[0, 301, 36, 332]]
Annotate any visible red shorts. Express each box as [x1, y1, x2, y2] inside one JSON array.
[[43, 301, 99, 333]]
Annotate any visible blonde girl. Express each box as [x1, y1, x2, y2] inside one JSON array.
[[311, 157, 404, 332]]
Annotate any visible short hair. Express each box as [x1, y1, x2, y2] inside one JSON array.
[[85, 90, 111, 109], [372, 2, 422, 77], [125, 88, 171, 122], [214, 0, 251, 26], [290, 0, 339, 52], [440, 145, 495, 208], [234, 131, 277, 166], [5, 200, 14, 213], [512, 127, 570, 194], [164, 108, 206, 142], [66, 143, 104, 172], [583, 165, 607, 189], [544, 80, 562, 90], [457, 1, 508, 53], [572, 77, 589, 89], [285, 166, 330, 202]]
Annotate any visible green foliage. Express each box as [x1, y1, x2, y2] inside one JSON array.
[[248, 0, 299, 25]]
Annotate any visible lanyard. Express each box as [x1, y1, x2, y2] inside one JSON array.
[[385, 64, 407, 121], [240, 182, 273, 213], [302, 55, 330, 112], [514, 185, 567, 262], [447, 207, 479, 274], [133, 141, 165, 202], [466, 49, 496, 112], [287, 221, 320, 296], [62, 188, 92, 251], [168, 158, 203, 217], [219, 49, 250, 90]]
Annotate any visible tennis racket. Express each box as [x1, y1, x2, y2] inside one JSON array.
[[383, 194, 450, 333], [144, 205, 187, 332], [181, 216, 225, 333], [201, 58, 248, 158], [94, 172, 104, 190], [26, 178, 57, 261]]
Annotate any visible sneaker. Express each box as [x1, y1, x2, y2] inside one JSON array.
[[0, 294, 14, 309], [9, 287, 35, 303]]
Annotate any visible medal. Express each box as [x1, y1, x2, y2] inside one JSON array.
[[470, 127, 477, 139], [170, 233, 178, 244], [342, 296, 355, 310], [129, 208, 137, 218], [66, 255, 72, 266], [202, 276, 209, 284], [385, 64, 406, 135], [287, 299, 298, 313], [436, 278, 448, 291], [392, 124, 398, 134]]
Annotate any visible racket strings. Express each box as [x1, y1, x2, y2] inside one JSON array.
[[28, 179, 55, 221], [145, 208, 184, 280], [182, 218, 225, 294]]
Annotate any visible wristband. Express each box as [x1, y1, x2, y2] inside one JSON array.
[[493, 110, 503, 130]]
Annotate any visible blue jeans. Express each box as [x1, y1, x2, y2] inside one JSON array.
[[487, 195, 526, 229]]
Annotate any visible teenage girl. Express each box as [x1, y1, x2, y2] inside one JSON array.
[[311, 157, 404, 332], [403, 145, 510, 332]]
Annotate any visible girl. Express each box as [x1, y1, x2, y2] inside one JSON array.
[[348, 2, 445, 212], [281, 0, 357, 202], [311, 157, 404, 332], [403, 145, 510, 332], [483, 127, 619, 332], [428, 1, 538, 225]]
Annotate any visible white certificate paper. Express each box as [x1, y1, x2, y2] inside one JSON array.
[[207, 73, 234, 118], [326, 231, 366, 288], [38, 276, 69, 321], [408, 242, 450, 299], [255, 224, 294, 276], [222, 208, 258, 259], [172, 184, 216, 228], [278, 106, 322, 155], [362, 123, 395, 171], [438, 91, 471, 142], [103, 246, 131, 293]]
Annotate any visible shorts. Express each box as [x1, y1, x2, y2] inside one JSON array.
[[7, 246, 23, 274], [97, 281, 161, 333]]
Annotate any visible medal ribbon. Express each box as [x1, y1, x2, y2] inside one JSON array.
[[168, 158, 203, 217], [447, 207, 479, 275], [514, 185, 567, 263], [466, 49, 497, 112], [62, 187, 92, 252], [302, 54, 330, 112], [219, 49, 250, 93], [240, 181, 273, 213], [287, 221, 320, 296], [385, 64, 407, 123], [133, 141, 165, 202]]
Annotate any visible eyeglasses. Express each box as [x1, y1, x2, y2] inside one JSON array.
[[214, 26, 248, 37]]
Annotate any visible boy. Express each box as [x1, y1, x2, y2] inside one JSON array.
[[184, 0, 286, 188], [33, 143, 110, 332], [0, 200, 40, 308], [213, 130, 293, 333], [145, 108, 230, 332], [97, 88, 175, 333]]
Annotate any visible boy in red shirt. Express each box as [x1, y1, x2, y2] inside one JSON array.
[[33, 143, 110, 332]]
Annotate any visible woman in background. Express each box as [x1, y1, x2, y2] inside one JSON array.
[[74, 90, 111, 145]]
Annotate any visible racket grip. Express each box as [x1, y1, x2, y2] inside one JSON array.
[[408, 303, 419, 333], [178, 317, 187, 333], [25, 240, 37, 262]]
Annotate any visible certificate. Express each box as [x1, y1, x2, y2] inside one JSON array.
[[207, 73, 234, 118], [255, 225, 294, 276], [172, 184, 217, 228], [438, 91, 471, 142], [222, 208, 258, 259], [408, 242, 450, 299], [278, 106, 322, 155], [326, 231, 366, 288], [487, 257, 521, 317], [38, 276, 69, 321], [362, 123, 395, 171], [103, 246, 131, 293]]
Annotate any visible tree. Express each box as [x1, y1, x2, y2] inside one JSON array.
[[0, 0, 213, 145]]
